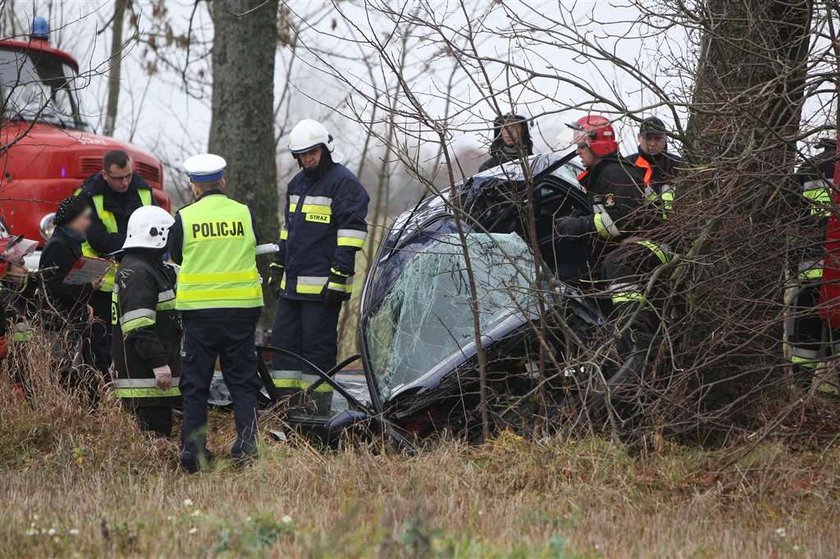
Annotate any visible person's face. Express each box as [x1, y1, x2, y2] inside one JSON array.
[[298, 146, 324, 169], [69, 207, 93, 235], [639, 132, 666, 155], [102, 162, 133, 193], [576, 144, 599, 168], [500, 123, 523, 146]]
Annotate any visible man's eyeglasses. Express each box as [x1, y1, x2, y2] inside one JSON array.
[[105, 171, 133, 183]]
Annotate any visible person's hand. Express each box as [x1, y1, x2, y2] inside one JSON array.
[[153, 365, 173, 391], [0, 336, 8, 360], [323, 273, 347, 309], [267, 261, 284, 298], [555, 215, 590, 238]]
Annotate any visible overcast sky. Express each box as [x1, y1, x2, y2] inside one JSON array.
[[8, 0, 835, 196]]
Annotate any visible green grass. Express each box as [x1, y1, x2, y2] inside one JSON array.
[[2, 332, 840, 558]]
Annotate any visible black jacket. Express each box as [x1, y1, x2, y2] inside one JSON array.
[[112, 250, 181, 403], [628, 149, 683, 195], [79, 172, 155, 256], [562, 154, 652, 257], [38, 227, 94, 330]]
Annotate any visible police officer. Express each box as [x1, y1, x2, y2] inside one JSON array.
[[478, 113, 534, 172], [78, 150, 155, 376], [554, 115, 667, 371], [112, 206, 180, 437], [787, 137, 836, 391], [628, 117, 683, 217], [267, 119, 369, 413], [168, 154, 263, 472]]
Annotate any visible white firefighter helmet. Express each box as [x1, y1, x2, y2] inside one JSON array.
[[288, 119, 334, 154], [123, 206, 175, 250]]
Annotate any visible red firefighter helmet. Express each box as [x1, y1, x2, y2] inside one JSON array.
[[567, 115, 619, 158]]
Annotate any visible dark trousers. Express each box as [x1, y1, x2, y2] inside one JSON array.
[[87, 290, 113, 375], [135, 406, 173, 438], [180, 311, 261, 461], [270, 297, 341, 373]]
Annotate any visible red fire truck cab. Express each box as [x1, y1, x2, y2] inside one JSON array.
[[0, 17, 170, 247]]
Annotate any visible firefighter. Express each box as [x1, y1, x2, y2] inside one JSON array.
[[112, 206, 180, 437], [77, 150, 155, 378], [787, 137, 837, 392], [168, 153, 263, 472], [478, 113, 534, 172], [267, 119, 370, 413], [554, 115, 667, 379], [628, 116, 683, 217]]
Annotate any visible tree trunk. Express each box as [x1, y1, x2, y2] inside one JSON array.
[[103, 0, 127, 137], [209, 0, 279, 241], [672, 0, 813, 432]]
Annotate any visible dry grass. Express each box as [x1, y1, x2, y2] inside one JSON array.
[[2, 331, 840, 558]]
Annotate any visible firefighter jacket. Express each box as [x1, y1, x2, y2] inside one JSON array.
[[111, 250, 180, 406], [792, 151, 835, 267], [169, 191, 263, 311], [77, 173, 155, 291], [564, 155, 653, 253], [629, 149, 683, 217], [277, 161, 370, 301]]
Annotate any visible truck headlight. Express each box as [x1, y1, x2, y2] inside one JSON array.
[[39, 213, 56, 240]]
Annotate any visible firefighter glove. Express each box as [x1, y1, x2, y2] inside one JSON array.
[[323, 273, 347, 309], [267, 261, 284, 298], [555, 215, 592, 238], [153, 365, 173, 391]]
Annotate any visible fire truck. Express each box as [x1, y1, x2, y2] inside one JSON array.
[[0, 17, 170, 250]]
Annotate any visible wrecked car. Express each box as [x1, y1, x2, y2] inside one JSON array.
[[261, 154, 628, 446]]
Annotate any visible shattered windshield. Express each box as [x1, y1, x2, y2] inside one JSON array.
[[0, 47, 89, 130], [365, 231, 535, 399]]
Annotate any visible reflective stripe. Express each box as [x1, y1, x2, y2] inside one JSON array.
[[296, 275, 328, 295], [179, 270, 260, 284], [612, 293, 645, 303], [634, 240, 669, 264], [337, 229, 367, 248], [608, 281, 645, 303], [120, 308, 156, 332], [115, 387, 181, 398], [330, 267, 349, 277], [289, 195, 333, 215], [328, 282, 347, 292], [280, 227, 288, 241], [592, 205, 620, 239], [115, 377, 180, 388], [791, 354, 819, 369], [114, 376, 181, 398], [270, 370, 332, 393], [120, 308, 156, 325], [176, 287, 263, 302], [797, 260, 824, 281], [122, 316, 156, 333], [158, 289, 175, 302]]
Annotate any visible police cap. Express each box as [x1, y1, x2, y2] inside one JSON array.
[[184, 153, 227, 183]]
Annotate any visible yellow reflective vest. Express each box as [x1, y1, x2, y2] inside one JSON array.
[[175, 193, 263, 311], [76, 187, 153, 292]]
